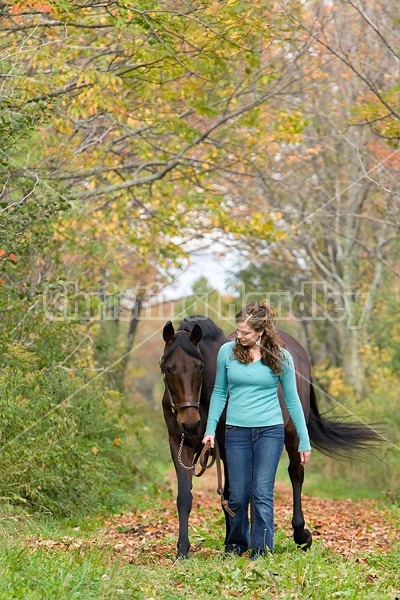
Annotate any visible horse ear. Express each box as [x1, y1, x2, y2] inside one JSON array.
[[163, 321, 175, 344], [190, 323, 202, 346]]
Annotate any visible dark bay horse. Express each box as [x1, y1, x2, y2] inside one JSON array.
[[160, 316, 380, 559]]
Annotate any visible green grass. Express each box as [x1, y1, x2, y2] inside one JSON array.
[[0, 492, 398, 600], [0, 531, 398, 599], [0, 410, 398, 600], [276, 451, 397, 502]]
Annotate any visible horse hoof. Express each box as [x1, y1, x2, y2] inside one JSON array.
[[295, 529, 312, 551], [176, 548, 190, 560]]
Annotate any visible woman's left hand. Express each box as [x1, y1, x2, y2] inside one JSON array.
[[300, 451, 311, 465]]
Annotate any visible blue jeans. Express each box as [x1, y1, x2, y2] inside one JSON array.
[[224, 425, 285, 557]]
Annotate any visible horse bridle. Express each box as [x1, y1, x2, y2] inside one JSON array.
[[159, 337, 203, 414]]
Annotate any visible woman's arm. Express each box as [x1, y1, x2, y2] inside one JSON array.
[[279, 350, 312, 452], [203, 343, 230, 438]]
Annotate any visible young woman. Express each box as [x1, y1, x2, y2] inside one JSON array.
[[202, 301, 311, 559]]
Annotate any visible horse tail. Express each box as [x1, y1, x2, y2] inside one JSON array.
[[307, 382, 382, 456]]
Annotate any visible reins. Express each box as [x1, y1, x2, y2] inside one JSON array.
[[178, 434, 235, 517]]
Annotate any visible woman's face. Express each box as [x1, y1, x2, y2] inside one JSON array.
[[235, 321, 261, 347]]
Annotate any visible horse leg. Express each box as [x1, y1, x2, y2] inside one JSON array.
[[169, 436, 196, 559], [175, 466, 193, 559], [286, 438, 312, 550]]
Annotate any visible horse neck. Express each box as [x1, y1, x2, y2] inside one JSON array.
[[199, 335, 228, 360], [199, 335, 229, 394]]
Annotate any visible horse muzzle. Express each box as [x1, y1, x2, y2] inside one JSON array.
[[177, 406, 201, 436]]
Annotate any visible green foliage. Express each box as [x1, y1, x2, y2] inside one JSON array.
[[306, 353, 400, 502], [1, 0, 303, 270], [0, 343, 134, 516]]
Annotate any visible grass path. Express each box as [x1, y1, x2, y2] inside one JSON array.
[[29, 469, 398, 565], [2, 469, 398, 599], [105, 472, 397, 563]]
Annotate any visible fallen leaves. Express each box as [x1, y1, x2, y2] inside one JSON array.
[[273, 484, 396, 557], [27, 472, 398, 565]]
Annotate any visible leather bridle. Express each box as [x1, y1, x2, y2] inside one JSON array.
[[159, 337, 203, 414]]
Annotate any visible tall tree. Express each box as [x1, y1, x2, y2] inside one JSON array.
[[1, 0, 311, 381], [228, 0, 400, 393]]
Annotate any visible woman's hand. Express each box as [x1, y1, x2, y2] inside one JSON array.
[[202, 434, 215, 449], [300, 451, 311, 465]]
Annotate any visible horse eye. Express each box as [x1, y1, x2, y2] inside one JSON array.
[[165, 365, 174, 374], [198, 364, 204, 372]]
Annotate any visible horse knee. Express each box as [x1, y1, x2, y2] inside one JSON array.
[[288, 462, 304, 483], [177, 489, 192, 513]]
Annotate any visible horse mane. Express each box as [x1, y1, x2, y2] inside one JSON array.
[[178, 316, 225, 342]]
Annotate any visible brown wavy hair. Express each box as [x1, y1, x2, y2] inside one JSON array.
[[233, 301, 285, 374]]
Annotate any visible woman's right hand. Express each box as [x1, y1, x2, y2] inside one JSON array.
[[202, 434, 215, 448]]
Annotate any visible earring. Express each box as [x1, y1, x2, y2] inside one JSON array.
[[256, 335, 262, 346]]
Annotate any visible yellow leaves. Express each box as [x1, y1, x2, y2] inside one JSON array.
[[2, 0, 315, 283], [76, 71, 122, 95], [247, 212, 274, 238], [273, 110, 308, 142], [215, 208, 276, 242], [313, 363, 353, 399], [65, 69, 126, 119], [91, 446, 99, 456]]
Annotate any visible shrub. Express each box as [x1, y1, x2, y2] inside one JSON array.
[[310, 356, 400, 501], [0, 343, 134, 516]]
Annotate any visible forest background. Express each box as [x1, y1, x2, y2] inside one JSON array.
[[0, 0, 399, 525]]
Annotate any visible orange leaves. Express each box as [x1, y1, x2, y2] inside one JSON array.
[[26, 470, 397, 568], [0, 250, 17, 262], [297, 494, 395, 557], [94, 480, 400, 563], [11, 1, 51, 14]]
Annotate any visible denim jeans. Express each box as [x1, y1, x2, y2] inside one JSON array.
[[224, 425, 285, 557]]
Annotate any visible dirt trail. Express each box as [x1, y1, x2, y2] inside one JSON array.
[[101, 469, 397, 564], [29, 468, 396, 564]]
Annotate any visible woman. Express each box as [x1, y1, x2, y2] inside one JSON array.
[[202, 301, 311, 559]]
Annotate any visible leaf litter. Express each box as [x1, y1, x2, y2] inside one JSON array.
[[28, 470, 397, 565]]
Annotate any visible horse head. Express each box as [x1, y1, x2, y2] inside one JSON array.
[[160, 320, 204, 436]]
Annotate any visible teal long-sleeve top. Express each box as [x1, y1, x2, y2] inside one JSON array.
[[205, 341, 311, 452]]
